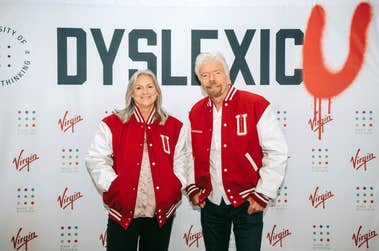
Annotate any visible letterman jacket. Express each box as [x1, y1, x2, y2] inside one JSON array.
[[185, 86, 288, 208], [86, 107, 188, 230]]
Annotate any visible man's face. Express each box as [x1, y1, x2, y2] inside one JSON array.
[[198, 59, 230, 99]]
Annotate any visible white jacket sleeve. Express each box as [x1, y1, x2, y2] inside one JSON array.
[[173, 124, 191, 190], [85, 121, 117, 193], [255, 104, 288, 199], [186, 119, 196, 186], [183, 118, 199, 197]]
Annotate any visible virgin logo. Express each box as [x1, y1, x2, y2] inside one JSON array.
[[351, 148, 376, 171], [308, 113, 333, 133], [99, 228, 107, 247], [183, 225, 203, 248], [309, 186, 335, 209], [352, 225, 378, 248], [58, 111, 83, 133], [10, 227, 38, 251], [266, 225, 291, 247], [57, 187, 83, 210], [12, 149, 39, 172]]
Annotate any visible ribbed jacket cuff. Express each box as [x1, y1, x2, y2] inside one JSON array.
[[185, 184, 200, 199], [251, 192, 271, 208]]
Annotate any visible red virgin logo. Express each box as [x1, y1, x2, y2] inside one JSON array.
[[266, 225, 291, 247], [10, 227, 38, 251], [99, 228, 107, 247], [57, 187, 83, 210], [352, 225, 378, 248], [183, 225, 203, 248], [351, 148, 376, 171], [58, 111, 83, 133], [309, 186, 335, 209], [308, 113, 333, 133], [12, 149, 39, 172]]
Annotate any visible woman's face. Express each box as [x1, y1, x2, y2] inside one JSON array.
[[132, 74, 158, 111]]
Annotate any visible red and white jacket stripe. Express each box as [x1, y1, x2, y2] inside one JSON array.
[[186, 86, 288, 208], [86, 108, 188, 230]]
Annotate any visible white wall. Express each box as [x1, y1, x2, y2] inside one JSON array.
[[1, 0, 378, 250]]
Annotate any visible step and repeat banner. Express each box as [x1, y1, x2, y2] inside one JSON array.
[[1, 0, 378, 250]]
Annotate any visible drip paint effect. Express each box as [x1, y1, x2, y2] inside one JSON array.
[[303, 3, 372, 140]]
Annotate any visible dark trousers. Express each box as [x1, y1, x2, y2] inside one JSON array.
[[201, 199, 263, 251], [106, 216, 174, 251]]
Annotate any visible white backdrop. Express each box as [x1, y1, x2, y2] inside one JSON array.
[[1, 0, 379, 250]]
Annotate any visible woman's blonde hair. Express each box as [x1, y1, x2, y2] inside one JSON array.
[[115, 69, 168, 125]]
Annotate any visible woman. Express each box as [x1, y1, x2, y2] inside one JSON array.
[[86, 70, 188, 251]]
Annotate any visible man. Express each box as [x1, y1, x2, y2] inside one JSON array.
[[185, 52, 288, 251]]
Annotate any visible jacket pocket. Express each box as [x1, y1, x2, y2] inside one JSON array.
[[103, 175, 126, 209], [245, 152, 258, 172]]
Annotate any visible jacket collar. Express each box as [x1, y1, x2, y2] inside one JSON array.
[[207, 84, 237, 107], [133, 106, 156, 125]]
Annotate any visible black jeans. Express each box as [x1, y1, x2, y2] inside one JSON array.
[[201, 199, 263, 251], [106, 216, 174, 251]]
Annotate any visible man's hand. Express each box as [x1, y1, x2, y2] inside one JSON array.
[[190, 192, 206, 208], [246, 196, 264, 214]]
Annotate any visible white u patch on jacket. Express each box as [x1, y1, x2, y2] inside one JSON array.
[[160, 134, 170, 154], [235, 113, 248, 136]]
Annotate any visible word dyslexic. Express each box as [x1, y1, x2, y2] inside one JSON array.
[[57, 28, 304, 86]]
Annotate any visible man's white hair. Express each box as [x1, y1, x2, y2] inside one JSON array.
[[194, 52, 230, 78]]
